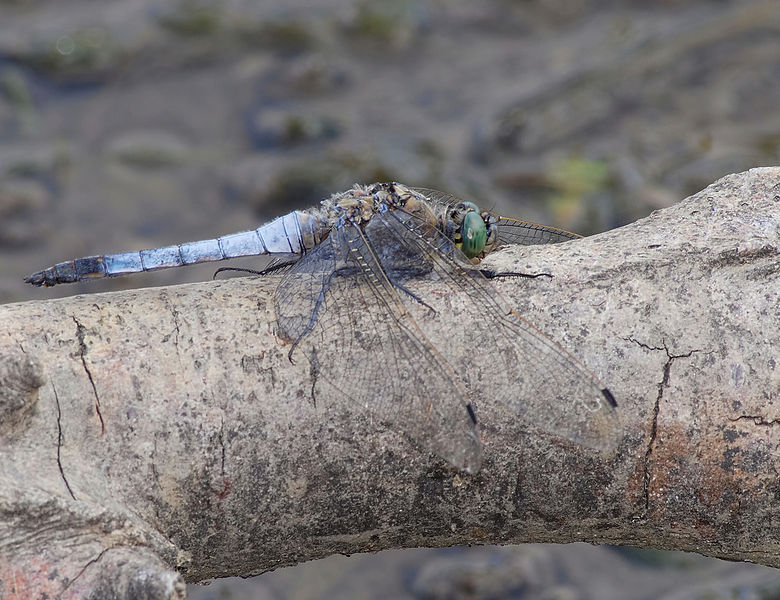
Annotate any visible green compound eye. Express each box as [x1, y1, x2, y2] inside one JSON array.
[[460, 209, 487, 259]]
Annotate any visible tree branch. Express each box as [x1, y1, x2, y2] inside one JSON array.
[[1, 168, 778, 599]]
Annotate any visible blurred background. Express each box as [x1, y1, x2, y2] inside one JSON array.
[[1, 0, 779, 597]]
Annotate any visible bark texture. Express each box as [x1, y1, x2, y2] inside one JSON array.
[[0, 168, 778, 599]]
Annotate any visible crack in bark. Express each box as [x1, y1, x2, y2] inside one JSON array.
[[644, 387, 661, 511], [151, 437, 163, 523], [73, 316, 105, 435], [219, 416, 226, 479], [52, 380, 76, 500], [216, 415, 231, 500], [60, 547, 110, 594], [171, 308, 180, 348], [165, 294, 181, 349], [625, 336, 665, 352], [627, 337, 698, 513], [730, 415, 780, 426]]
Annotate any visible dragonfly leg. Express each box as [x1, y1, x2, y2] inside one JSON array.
[[479, 269, 552, 280], [213, 259, 298, 280], [212, 266, 264, 279], [389, 279, 437, 315]]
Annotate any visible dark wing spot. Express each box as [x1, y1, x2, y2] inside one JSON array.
[[466, 403, 478, 424]]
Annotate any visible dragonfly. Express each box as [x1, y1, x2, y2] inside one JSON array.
[[26, 182, 619, 473]]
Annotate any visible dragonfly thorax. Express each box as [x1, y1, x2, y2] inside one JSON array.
[[328, 194, 375, 226], [325, 182, 416, 226]]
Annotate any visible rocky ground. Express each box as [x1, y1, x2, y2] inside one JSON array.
[[1, 0, 779, 597]]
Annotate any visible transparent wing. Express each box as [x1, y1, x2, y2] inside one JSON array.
[[370, 207, 619, 451], [273, 226, 482, 473], [411, 186, 582, 246], [409, 186, 466, 212], [491, 216, 581, 245]]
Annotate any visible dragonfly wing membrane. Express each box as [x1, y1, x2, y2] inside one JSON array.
[[493, 216, 582, 245], [274, 225, 483, 472], [373, 207, 619, 451]]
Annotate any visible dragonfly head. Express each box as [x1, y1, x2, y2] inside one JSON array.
[[452, 202, 497, 261]]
